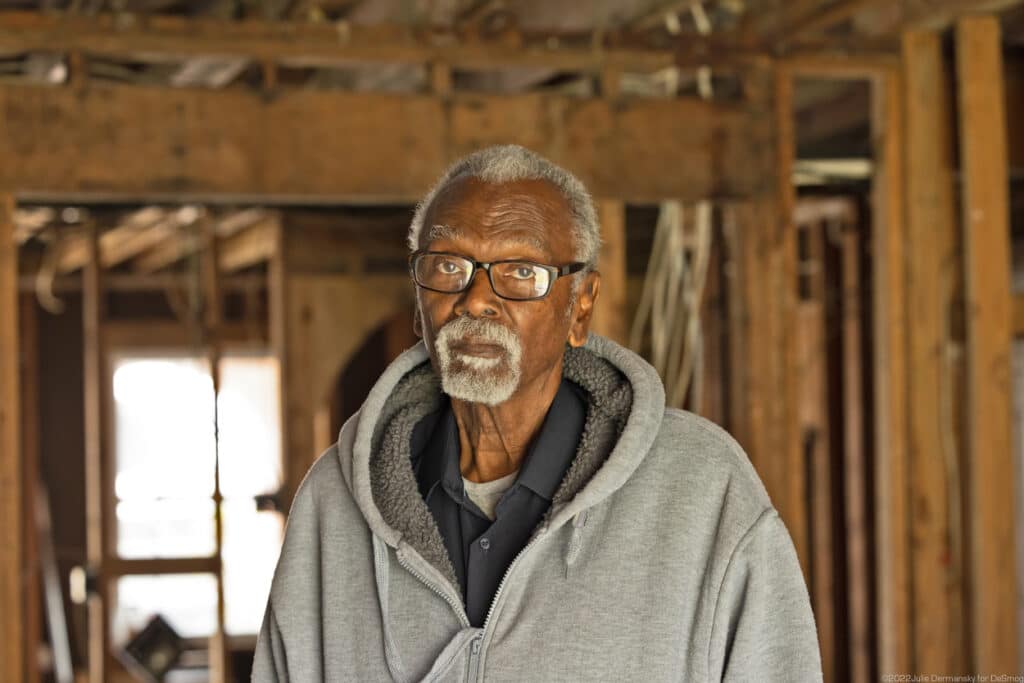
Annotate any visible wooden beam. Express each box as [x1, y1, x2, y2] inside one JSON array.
[[787, 0, 887, 40], [591, 200, 627, 346], [57, 207, 170, 273], [871, 64, 912, 677], [217, 214, 280, 272], [902, 29, 964, 674], [82, 222, 107, 683], [0, 84, 773, 203], [840, 221, 871, 683], [793, 219, 835, 682], [19, 293, 40, 683], [107, 556, 220, 576], [133, 209, 268, 273], [956, 15, 1019, 674], [0, 11, 679, 73], [773, 67, 807, 577], [0, 193, 24, 683]]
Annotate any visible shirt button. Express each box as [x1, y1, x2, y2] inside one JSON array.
[[479, 537, 491, 551]]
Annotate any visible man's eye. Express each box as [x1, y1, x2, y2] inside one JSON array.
[[437, 260, 460, 274], [511, 266, 536, 280]]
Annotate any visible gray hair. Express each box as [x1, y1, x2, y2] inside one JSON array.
[[407, 145, 602, 269]]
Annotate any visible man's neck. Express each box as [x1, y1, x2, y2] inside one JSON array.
[[451, 361, 563, 483]]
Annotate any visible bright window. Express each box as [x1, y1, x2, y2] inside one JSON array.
[[111, 352, 283, 641]]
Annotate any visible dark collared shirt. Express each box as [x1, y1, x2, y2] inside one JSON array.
[[410, 379, 587, 627]]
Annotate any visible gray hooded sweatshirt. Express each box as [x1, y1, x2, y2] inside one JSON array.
[[253, 335, 823, 682]]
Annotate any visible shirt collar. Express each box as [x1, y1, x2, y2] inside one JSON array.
[[412, 379, 587, 502]]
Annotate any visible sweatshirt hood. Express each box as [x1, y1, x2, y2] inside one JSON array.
[[343, 334, 666, 589]]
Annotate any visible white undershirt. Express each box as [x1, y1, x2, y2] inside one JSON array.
[[462, 470, 519, 521]]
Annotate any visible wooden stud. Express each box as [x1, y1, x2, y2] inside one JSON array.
[[20, 293, 41, 683], [772, 66, 808, 576], [0, 194, 24, 683], [199, 217, 232, 683], [871, 64, 912, 677], [82, 221, 107, 683], [840, 222, 871, 683], [902, 29, 963, 674], [794, 218, 835, 681], [592, 200, 628, 347], [956, 15, 1019, 674], [430, 62, 452, 97]]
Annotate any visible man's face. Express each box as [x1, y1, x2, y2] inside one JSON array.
[[413, 176, 597, 406]]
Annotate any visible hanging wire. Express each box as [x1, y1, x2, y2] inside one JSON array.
[[34, 228, 67, 314], [629, 200, 714, 409]]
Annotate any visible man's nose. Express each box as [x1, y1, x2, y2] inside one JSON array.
[[453, 269, 499, 318]]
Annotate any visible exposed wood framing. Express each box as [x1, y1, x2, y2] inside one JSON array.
[[0, 11, 679, 73], [199, 217, 231, 683], [732, 66, 806, 577], [284, 275, 412, 502], [794, 220, 835, 682], [902, 29, 964, 674], [133, 210, 269, 273], [592, 200, 627, 346], [773, 67, 807, 576], [0, 194, 24, 683], [840, 221, 870, 683], [218, 214, 281, 272], [82, 222, 108, 683], [871, 64, 912, 676], [0, 84, 773, 203], [955, 15, 1019, 674], [20, 293, 40, 683], [56, 208, 169, 273]]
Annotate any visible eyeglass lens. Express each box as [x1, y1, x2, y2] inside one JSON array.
[[413, 253, 552, 300]]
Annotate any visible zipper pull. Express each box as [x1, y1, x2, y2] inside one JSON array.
[[471, 636, 482, 654]]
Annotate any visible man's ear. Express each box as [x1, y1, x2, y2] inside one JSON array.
[[567, 271, 600, 348]]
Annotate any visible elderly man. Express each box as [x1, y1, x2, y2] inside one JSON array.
[[253, 145, 822, 681]]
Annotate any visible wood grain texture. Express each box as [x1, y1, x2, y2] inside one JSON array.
[[871, 65, 912, 677], [0, 84, 773, 203], [902, 29, 964, 674], [592, 200, 627, 347], [0, 194, 23, 683], [955, 15, 1019, 674]]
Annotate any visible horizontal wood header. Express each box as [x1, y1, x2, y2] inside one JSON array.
[[0, 83, 774, 202]]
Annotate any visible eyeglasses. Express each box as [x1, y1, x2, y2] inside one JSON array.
[[409, 250, 587, 301]]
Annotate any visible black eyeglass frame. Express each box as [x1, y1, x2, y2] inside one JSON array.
[[408, 250, 588, 301]]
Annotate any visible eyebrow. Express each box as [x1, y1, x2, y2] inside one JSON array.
[[426, 224, 463, 243], [426, 224, 546, 254]]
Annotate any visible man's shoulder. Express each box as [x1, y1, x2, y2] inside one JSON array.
[[646, 407, 774, 512]]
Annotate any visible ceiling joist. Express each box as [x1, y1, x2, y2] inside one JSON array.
[[0, 11, 687, 73]]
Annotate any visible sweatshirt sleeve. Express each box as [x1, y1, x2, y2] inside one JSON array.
[[708, 509, 823, 682], [252, 601, 290, 683]]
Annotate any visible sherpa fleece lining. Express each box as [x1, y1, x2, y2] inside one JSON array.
[[368, 345, 634, 592]]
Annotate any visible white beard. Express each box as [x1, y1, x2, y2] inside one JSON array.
[[434, 316, 522, 406]]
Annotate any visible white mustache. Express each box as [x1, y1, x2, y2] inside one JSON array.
[[435, 317, 519, 359]]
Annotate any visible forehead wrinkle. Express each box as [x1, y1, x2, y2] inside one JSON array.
[[426, 224, 464, 243]]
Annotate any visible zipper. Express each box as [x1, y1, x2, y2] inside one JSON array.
[[395, 547, 471, 628], [478, 525, 551, 635], [399, 521, 559, 681], [466, 635, 483, 682]]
